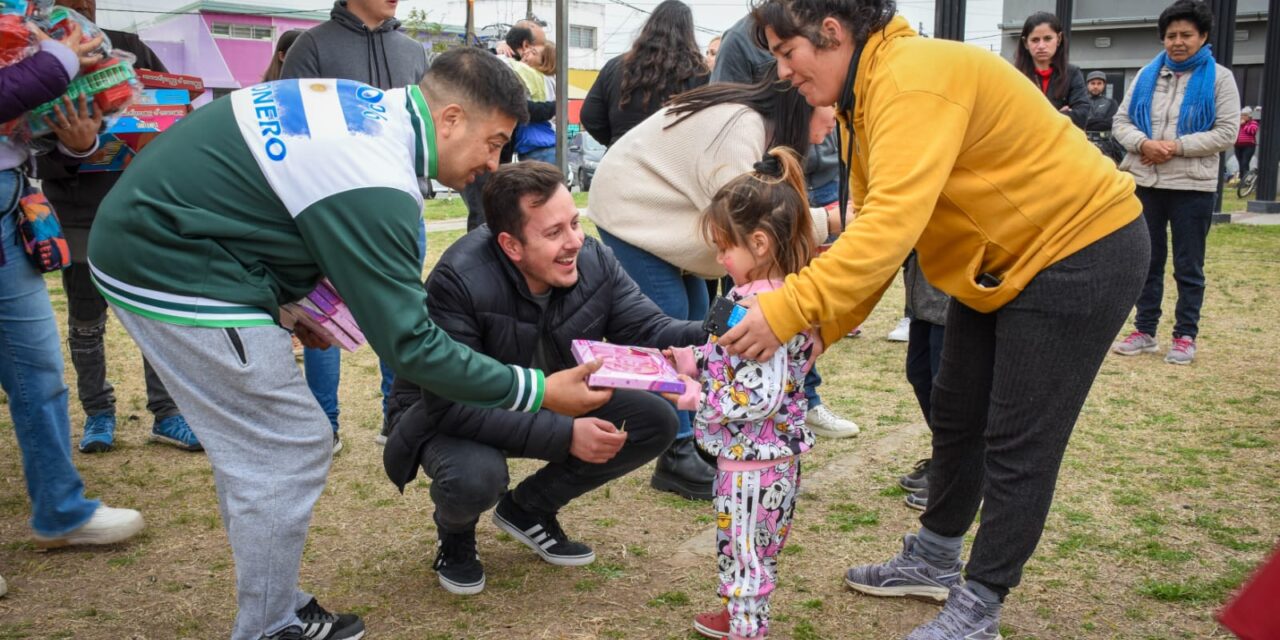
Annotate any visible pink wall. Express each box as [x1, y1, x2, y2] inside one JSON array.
[[200, 12, 321, 89]]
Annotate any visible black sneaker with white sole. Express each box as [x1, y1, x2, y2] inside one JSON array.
[[261, 626, 305, 640], [295, 598, 365, 639], [433, 529, 486, 595], [904, 487, 928, 511], [492, 493, 595, 567]]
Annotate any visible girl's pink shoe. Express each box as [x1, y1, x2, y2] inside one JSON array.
[[693, 609, 730, 639]]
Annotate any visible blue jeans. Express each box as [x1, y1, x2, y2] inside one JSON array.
[[519, 146, 557, 164], [1133, 187, 1215, 339], [304, 219, 428, 432], [0, 169, 99, 536], [597, 227, 709, 439]]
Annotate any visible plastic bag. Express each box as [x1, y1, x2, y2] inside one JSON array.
[[0, 13, 32, 66], [26, 50, 140, 138], [37, 5, 111, 58], [0, 0, 53, 19]]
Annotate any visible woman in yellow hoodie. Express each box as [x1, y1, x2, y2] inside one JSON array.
[[719, 1, 1150, 638]]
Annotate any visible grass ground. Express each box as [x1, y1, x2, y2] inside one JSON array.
[[0, 222, 1276, 639]]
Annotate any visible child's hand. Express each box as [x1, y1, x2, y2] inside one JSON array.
[[660, 375, 701, 411]]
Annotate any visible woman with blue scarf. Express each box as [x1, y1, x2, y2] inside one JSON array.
[[1113, 0, 1239, 365]]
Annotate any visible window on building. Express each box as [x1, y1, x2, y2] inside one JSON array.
[[210, 22, 275, 41], [569, 25, 596, 49]]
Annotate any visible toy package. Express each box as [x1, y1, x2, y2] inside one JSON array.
[[279, 279, 367, 352], [80, 83, 194, 172], [0, 6, 142, 145], [570, 340, 687, 393]]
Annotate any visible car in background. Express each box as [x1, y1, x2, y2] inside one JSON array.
[[567, 131, 606, 192]]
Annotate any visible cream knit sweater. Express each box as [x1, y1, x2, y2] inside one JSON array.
[[587, 103, 826, 279]]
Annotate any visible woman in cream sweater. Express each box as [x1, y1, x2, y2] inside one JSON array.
[[719, 1, 1149, 638], [587, 73, 835, 502]]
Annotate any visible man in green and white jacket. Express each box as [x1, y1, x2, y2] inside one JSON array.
[[88, 48, 610, 640]]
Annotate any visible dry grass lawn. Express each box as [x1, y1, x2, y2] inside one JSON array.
[[1, 222, 1277, 640]]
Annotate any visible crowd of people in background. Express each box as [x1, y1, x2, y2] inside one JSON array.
[[0, 0, 1269, 638]]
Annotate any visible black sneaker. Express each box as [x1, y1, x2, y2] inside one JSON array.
[[295, 598, 365, 639], [905, 487, 928, 511], [899, 458, 931, 492], [262, 626, 305, 640], [492, 493, 595, 567], [433, 529, 486, 595]]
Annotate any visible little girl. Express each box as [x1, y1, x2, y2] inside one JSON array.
[[670, 147, 819, 640]]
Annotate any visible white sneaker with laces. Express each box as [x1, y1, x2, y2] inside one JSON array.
[[33, 505, 144, 549], [807, 404, 860, 439], [887, 317, 911, 342]]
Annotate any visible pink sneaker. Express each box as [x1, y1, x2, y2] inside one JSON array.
[[1165, 336, 1196, 365], [1112, 331, 1158, 356]]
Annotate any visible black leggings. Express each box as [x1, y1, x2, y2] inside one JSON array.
[[920, 217, 1149, 596]]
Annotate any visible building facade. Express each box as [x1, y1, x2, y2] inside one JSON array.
[[1000, 0, 1268, 107]]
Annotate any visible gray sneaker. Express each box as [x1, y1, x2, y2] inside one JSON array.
[[905, 488, 928, 511], [906, 585, 1003, 640], [1165, 336, 1196, 365], [844, 534, 963, 602], [1112, 331, 1158, 356]]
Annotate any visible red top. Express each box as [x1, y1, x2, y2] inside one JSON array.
[[1035, 68, 1053, 95]]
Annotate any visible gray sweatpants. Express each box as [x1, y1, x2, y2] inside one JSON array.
[[113, 307, 328, 639]]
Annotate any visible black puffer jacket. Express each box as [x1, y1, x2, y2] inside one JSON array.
[[383, 226, 706, 490]]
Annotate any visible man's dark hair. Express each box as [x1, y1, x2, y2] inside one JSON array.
[[419, 47, 530, 123], [482, 162, 565, 241], [505, 26, 536, 56], [750, 0, 897, 51], [1158, 0, 1212, 39]]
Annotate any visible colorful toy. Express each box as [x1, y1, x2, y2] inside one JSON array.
[[571, 339, 687, 393], [25, 54, 138, 136], [279, 280, 367, 352]]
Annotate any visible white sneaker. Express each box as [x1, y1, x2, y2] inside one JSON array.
[[887, 317, 911, 342], [807, 404, 860, 439], [33, 505, 144, 549]]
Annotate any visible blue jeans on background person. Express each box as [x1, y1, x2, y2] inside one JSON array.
[[802, 180, 841, 409], [304, 219, 429, 433], [597, 227, 709, 440], [0, 169, 99, 536], [1133, 187, 1215, 340], [519, 146, 558, 164]]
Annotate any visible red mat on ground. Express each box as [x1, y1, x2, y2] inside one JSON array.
[[1218, 545, 1280, 640]]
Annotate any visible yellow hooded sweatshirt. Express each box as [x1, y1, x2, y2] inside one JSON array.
[[757, 17, 1142, 349]]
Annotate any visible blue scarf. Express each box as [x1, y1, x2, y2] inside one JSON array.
[[1128, 45, 1217, 138]]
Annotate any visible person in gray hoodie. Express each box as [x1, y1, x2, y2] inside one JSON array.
[[281, 0, 429, 453], [281, 0, 427, 90]]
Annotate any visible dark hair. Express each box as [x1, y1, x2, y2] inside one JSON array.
[[506, 26, 535, 55], [262, 29, 304, 82], [1014, 12, 1070, 102], [701, 146, 814, 279], [618, 0, 707, 109], [420, 47, 530, 124], [1158, 0, 1213, 39], [482, 162, 565, 241], [750, 0, 897, 51], [665, 65, 813, 158]]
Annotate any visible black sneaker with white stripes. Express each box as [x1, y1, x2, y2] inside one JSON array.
[[433, 529, 486, 595], [295, 597, 365, 639], [492, 493, 595, 567]]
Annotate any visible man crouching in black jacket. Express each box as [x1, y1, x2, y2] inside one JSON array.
[[383, 162, 706, 596]]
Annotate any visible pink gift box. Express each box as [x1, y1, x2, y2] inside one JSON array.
[[571, 339, 686, 394]]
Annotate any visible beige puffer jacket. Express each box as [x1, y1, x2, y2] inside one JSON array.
[[1113, 62, 1240, 192]]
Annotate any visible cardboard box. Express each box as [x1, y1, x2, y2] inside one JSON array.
[[135, 69, 204, 99], [79, 91, 190, 173]]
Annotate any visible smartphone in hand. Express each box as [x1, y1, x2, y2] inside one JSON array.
[[704, 296, 748, 337]]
